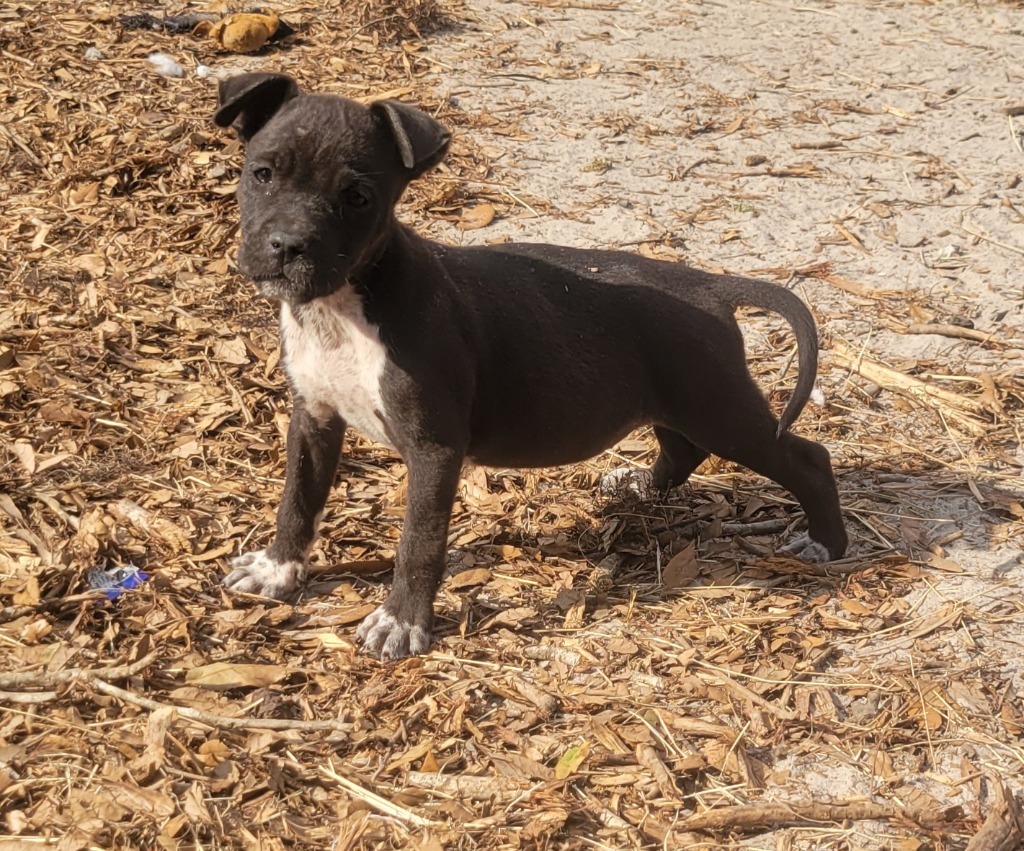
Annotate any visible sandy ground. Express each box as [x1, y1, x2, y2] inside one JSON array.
[[421, 0, 1024, 844]]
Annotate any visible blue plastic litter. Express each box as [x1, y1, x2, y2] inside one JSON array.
[[86, 564, 150, 601]]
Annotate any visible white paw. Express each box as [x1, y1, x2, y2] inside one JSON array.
[[356, 606, 431, 660], [780, 534, 832, 564], [222, 550, 305, 599], [599, 467, 655, 499]]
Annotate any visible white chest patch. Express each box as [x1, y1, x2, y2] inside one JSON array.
[[279, 289, 393, 447]]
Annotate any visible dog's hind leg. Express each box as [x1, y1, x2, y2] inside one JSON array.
[[650, 426, 709, 490], [669, 386, 847, 562]]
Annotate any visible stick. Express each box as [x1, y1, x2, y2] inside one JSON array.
[[522, 645, 583, 666], [88, 679, 353, 733], [680, 798, 946, 832], [0, 652, 159, 690], [831, 341, 990, 433], [0, 591, 109, 625], [321, 764, 439, 827], [719, 518, 790, 536], [406, 771, 525, 800], [1009, 114, 1023, 155], [903, 323, 999, 345], [695, 661, 800, 721], [966, 779, 1024, 851], [636, 744, 680, 800], [961, 218, 1024, 257], [309, 558, 394, 577], [0, 690, 58, 703], [575, 788, 644, 843], [0, 655, 339, 735]]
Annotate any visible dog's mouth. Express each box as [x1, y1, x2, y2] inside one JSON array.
[[246, 268, 345, 305], [238, 242, 349, 304], [251, 275, 290, 294]]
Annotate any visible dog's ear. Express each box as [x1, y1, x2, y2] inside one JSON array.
[[371, 100, 451, 178], [213, 73, 300, 141]]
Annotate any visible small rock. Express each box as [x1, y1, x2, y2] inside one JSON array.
[[147, 52, 185, 78]]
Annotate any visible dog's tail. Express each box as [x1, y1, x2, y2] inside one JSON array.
[[722, 276, 819, 436]]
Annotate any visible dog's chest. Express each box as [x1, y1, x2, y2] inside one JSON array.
[[279, 291, 392, 447]]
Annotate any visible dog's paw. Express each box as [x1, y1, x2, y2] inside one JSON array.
[[356, 605, 431, 660], [599, 467, 655, 500], [222, 550, 305, 599], [780, 534, 832, 564]]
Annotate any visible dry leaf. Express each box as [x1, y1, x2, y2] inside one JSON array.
[[448, 567, 492, 590], [185, 663, 289, 690], [663, 542, 699, 589], [102, 782, 175, 818], [554, 741, 590, 780], [212, 336, 250, 366], [456, 203, 495, 230], [314, 632, 355, 652], [73, 253, 106, 278], [871, 748, 899, 783], [10, 441, 35, 475]]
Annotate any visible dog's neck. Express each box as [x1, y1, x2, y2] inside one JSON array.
[[348, 215, 426, 298]]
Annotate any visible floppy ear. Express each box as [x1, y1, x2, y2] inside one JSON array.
[[371, 100, 451, 178], [213, 72, 300, 141]]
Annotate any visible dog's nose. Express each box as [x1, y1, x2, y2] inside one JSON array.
[[268, 230, 306, 261]]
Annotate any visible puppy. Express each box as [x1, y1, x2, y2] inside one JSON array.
[[213, 73, 848, 659]]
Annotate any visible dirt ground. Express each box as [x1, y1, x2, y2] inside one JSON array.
[[1, 0, 1023, 849]]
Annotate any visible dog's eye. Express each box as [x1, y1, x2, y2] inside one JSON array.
[[345, 187, 371, 208], [253, 167, 272, 184]]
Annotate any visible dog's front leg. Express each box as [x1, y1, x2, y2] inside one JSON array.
[[223, 400, 345, 599], [357, 445, 462, 659]]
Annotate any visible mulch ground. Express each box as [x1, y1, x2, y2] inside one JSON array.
[[1, 1, 1023, 849]]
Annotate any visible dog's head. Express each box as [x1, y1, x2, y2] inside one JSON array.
[[213, 73, 451, 304]]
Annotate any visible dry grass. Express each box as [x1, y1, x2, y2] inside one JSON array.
[[1, 1, 1023, 849]]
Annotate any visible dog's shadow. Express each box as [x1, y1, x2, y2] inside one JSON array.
[[307, 458, 1022, 658]]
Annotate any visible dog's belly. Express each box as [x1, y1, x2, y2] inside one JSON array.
[[468, 430, 635, 469], [468, 405, 644, 469], [279, 291, 393, 447]]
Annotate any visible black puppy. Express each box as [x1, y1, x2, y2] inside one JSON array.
[[214, 73, 847, 659]]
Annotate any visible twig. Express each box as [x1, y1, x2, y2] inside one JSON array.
[[668, 517, 791, 541], [88, 679, 353, 733], [636, 744, 680, 800], [0, 122, 44, 167], [680, 798, 946, 833], [575, 788, 644, 843], [0, 690, 58, 703], [321, 762, 439, 826], [902, 323, 1000, 345], [908, 652, 937, 769], [719, 518, 790, 536], [831, 341, 991, 433], [1009, 115, 1023, 155], [406, 771, 526, 800], [961, 217, 1024, 257], [0, 651, 159, 690], [309, 557, 394, 577], [522, 645, 584, 666], [792, 140, 844, 150], [694, 660, 800, 721], [677, 157, 719, 179], [0, 591, 109, 625]]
